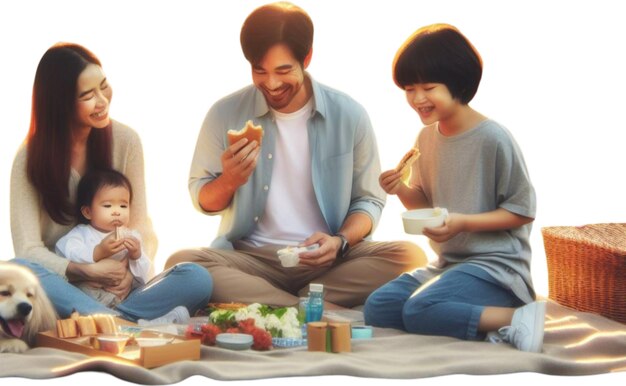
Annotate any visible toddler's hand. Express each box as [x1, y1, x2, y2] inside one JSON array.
[[123, 236, 142, 260], [423, 213, 465, 243], [379, 169, 404, 195], [93, 233, 126, 262]]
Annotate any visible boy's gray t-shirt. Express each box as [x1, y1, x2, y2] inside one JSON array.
[[409, 119, 536, 303]]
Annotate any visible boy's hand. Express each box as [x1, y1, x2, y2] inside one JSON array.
[[379, 169, 404, 195], [93, 233, 126, 262], [423, 213, 466, 242], [123, 236, 142, 260]]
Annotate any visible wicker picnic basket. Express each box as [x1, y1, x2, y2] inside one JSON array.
[[542, 223, 626, 324]]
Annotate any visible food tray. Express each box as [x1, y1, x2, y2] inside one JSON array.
[[36, 327, 200, 368]]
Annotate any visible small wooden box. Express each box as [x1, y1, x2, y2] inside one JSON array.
[[36, 329, 201, 368]]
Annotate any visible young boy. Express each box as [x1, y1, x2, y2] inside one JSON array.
[[55, 169, 150, 307], [364, 24, 545, 352]]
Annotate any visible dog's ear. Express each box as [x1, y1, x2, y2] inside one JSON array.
[[23, 284, 58, 346]]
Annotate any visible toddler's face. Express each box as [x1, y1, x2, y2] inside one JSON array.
[[84, 185, 131, 232]]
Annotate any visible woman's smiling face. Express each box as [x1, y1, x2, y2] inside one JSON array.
[[73, 63, 112, 131]]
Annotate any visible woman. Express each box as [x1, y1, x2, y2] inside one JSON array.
[[10, 43, 212, 322]]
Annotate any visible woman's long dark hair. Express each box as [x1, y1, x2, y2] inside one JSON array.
[[26, 43, 112, 225]]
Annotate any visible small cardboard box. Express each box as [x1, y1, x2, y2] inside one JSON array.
[[36, 328, 201, 369]]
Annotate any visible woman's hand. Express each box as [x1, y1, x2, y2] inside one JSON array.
[[379, 169, 404, 195], [220, 139, 260, 190], [68, 257, 129, 287], [104, 270, 133, 300], [422, 213, 466, 243]]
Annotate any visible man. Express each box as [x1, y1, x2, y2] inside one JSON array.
[[166, 2, 425, 307]]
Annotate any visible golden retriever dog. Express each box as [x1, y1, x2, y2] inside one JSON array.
[[0, 262, 57, 353]]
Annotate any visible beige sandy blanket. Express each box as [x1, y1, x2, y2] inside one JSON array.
[[1, 300, 625, 384]]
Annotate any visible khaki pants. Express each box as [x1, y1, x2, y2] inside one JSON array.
[[165, 240, 426, 308]]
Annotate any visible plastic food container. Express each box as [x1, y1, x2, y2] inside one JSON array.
[[215, 333, 253, 350]]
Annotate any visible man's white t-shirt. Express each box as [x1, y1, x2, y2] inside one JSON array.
[[246, 98, 330, 246]]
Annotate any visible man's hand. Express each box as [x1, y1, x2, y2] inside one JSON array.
[[298, 232, 343, 267], [123, 236, 142, 260], [422, 213, 466, 243], [93, 233, 126, 262], [220, 138, 261, 190], [379, 169, 404, 195]]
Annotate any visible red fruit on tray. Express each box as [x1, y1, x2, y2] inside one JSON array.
[[200, 324, 223, 346], [250, 327, 273, 351], [238, 318, 256, 334]]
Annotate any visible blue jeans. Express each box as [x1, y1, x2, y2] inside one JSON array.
[[13, 259, 213, 322], [363, 266, 523, 340]]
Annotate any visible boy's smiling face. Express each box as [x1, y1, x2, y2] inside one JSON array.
[[404, 82, 462, 126]]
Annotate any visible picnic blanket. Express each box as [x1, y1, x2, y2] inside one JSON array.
[[1, 300, 625, 384]]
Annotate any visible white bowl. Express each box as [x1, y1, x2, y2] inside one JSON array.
[[401, 208, 448, 235], [97, 334, 129, 354]]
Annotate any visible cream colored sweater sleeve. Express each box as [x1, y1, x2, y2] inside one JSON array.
[[10, 146, 71, 277]]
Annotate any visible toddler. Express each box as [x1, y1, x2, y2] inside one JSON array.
[[56, 169, 150, 307]]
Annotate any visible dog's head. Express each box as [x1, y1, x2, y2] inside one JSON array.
[[0, 263, 57, 346]]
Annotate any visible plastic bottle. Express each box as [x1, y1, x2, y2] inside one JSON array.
[[306, 283, 324, 323]]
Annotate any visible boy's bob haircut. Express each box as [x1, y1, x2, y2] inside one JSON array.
[[240, 2, 314, 66], [76, 169, 133, 225], [393, 24, 483, 104]]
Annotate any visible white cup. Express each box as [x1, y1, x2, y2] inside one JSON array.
[[401, 208, 449, 235], [278, 252, 300, 267]]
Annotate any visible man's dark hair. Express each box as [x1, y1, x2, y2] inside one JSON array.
[[240, 2, 314, 65], [393, 24, 483, 104]]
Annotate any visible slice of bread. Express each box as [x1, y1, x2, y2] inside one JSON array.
[[227, 120, 264, 146], [76, 316, 98, 336], [92, 314, 117, 335], [56, 319, 78, 338], [395, 147, 421, 184]]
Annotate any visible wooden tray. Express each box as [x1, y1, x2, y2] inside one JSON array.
[[36, 329, 201, 368]]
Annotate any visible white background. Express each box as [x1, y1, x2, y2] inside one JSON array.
[[1, 0, 624, 385]]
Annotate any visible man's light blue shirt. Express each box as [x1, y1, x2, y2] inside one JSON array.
[[189, 76, 386, 249]]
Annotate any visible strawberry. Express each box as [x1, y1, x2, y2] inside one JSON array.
[[250, 327, 273, 351], [199, 324, 222, 346]]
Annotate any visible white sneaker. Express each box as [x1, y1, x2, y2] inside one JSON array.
[[498, 301, 546, 353], [485, 331, 504, 344], [138, 306, 190, 326]]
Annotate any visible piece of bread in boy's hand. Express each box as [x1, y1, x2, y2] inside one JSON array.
[[395, 147, 421, 184], [227, 120, 264, 146]]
